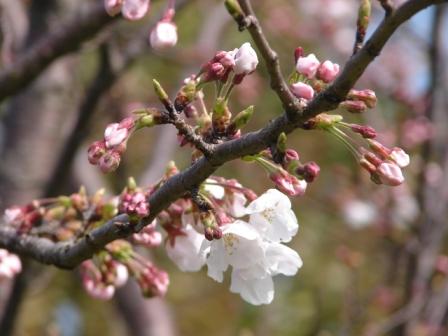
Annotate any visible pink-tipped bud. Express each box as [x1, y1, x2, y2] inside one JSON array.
[[389, 148, 410, 168], [359, 158, 376, 174], [150, 21, 178, 51], [270, 169, 307, 197], [120, 191, 150, 217], [367, 139, 391, 159], [104, 0, 123, 16], [214, 50, 236, 69], [212, 227, 223, 240], [88, 140, 107, 165], [284, 149, 300, 165], [234, 42, 258, 75], [290, 82, 315, 100], [339, 100, 368, 113], [122, 0, 150, 21], [351, 124, 377, 139], [348, 89, 377, 108], [376, 162, 404, 186], [364, 152, 383, 167], [316, 60, 340, 83], [133, 221, 162, 247], [296, 54, 320, 79], [300, 161, 320, 183], [294, 47, 304, 63], [204, 227, 214, 241], [99, 151, 121, 173], [104, 123, 129, 149], [138, 264, 169, 297]]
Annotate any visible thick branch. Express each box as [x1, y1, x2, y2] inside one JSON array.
[[0, 0, 446, 269], [0, 2, 116, 103]]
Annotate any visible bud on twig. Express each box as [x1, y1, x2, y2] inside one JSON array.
[[228, 105, 254, 136], [354, 0, 371, 54], [152, 79, 171, 111], [225, 0, 245, 28]]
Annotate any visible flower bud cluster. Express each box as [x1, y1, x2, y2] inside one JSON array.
[[305, 113, 409, 187], [88, 117, 135, 173], [290, 50, 340, 102]]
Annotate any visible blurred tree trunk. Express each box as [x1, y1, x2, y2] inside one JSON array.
[[0, 1, 81, 334]]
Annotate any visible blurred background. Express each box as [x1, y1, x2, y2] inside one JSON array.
[[0, 0, 447, 335]]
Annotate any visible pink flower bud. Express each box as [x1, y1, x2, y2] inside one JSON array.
[[290, 82, 314, 100], [389, 148, 410, 168], [150, 21, 178, 51], [302, 161, 320, 183], [104, 123, 129, 149], [138, 264, 169, 297], [87, 140, 106, 165], [270, 169, 307, 197], [340, 100, 368, 113], [120, 191, 150, 217], [284, 149, 300, 163], [104, 0, 122, 16], [122, 0, 150, 21], [367, 139, 391, 159], [133, 221, 162, 247], [316, 60, 340, 83], [294, 47, 304, 63], [296, 53, 320, 79], [214, 50, 236, 69], [348, 89, 377, 108], [99, 151, 121, 173], [350, 124, 377, 139], [376, 162, 404, 186], [234, 43, 259, 75]]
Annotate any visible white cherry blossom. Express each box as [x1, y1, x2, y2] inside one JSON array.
[[166, 224, 206, 272], [245, 189, 298, 243], [234, 43, 259, 75], [203, 220, 265, 282]]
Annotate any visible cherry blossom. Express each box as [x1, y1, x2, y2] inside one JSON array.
[[234, 43, 259, 75], [317, 60, 340, 83], [150, 22, 178, 51], [296, 53, 320, 78], [245, 189, 299, 243], [376, 162, 405, 186], [290, 82, 315, 100], [166, 224, 207, 272]]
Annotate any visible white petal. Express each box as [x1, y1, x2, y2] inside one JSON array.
[[205, 240, 228, 282], [166, 225, 206, 272], [228, 192, 247, 217], [230, 269, 274, 305], [204, 179, 225, 199], [265, 242, 302, 276]]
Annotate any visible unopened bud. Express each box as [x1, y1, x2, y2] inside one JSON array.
[[99, 151, 121, 173], [340, 100, 368, 113], [229, 105, 254, 133], [351, 124, 377, 139], [225, 0, 245, 25], [152, 79, 170, 107], [276, 132, 287, 153], [348, 89, 377, 108]]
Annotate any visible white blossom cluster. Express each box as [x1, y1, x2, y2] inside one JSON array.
[[166, 188, 302, 305]]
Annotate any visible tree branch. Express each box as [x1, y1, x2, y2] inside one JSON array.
[[0, 2, 117, 103], [0, 0, 446, 269]]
